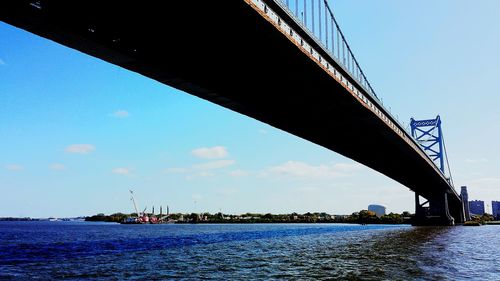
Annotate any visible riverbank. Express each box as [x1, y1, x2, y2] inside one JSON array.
[[85, 210, 413, 225], [0, 217, 85, 222]]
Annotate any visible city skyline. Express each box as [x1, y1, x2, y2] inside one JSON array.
[[1, 0, 500, 217]]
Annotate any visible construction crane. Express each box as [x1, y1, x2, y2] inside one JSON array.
[[129, 190, 140, 217]]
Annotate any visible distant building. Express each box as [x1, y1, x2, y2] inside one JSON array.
[[460, 186, 471, 221], [368, 204, 386, 217], [469, 200, 485, 216], [492, 201, 500, 220]]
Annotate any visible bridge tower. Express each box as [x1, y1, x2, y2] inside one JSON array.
[[410, 116, 464, 225], [410, 116, 445, 173]]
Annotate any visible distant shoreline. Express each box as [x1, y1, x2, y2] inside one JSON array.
[[0, 219, 412, 226], [3, 220, 499, 226], [2, 210, 413, 225], [0, 217, 85, 222]]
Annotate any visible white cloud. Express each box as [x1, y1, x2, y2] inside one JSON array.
[[193, 160, 235, 171], [229, 169, 250, 177], [110, 110, 129, 118], [65, 144, 95, 154], [164, 147, 233, 178], [165, 160, 235, 180], [265, 161, 361, 180], [191, 146, 228, 159], [5, 164, 22, 171], [112, 167, 131, 175], [330, 163, 363, 172], [50, 163, 66, 171]]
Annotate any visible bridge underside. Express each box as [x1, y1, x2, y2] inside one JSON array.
[[0, 0, 462, 224]]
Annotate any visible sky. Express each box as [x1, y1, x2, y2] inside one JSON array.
[[1, 1, 499, 217]]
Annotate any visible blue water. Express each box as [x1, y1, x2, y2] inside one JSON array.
[[0, 222, 498, 280]]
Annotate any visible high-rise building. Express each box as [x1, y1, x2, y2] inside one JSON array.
[[368, 204, 386, 217], [460, 186, 471, 221], [492, 201, 500, 220], [469, 200, 485, 216]]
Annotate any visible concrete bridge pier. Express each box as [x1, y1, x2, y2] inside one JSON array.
[[413, 192, 455, 226]]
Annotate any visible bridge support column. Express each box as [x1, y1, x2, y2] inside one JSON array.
[[451, 200, 466, 224], [413, 192, 455, 226]]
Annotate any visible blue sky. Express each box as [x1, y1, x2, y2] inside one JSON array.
[[1, 1, 499, 217]]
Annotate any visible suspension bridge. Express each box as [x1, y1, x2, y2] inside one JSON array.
[[0, 0, 466, 225]]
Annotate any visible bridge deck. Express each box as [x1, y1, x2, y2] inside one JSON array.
[[0, 0, 461, 211]]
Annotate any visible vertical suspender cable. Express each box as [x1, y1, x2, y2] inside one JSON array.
[[349, 52, 352, 73], [350, 53, 353, 73], [312, 0, 315, 34], [325, 1, 328, 46], [337, 28, 340, 59], [304, 0, 307, 26], [318, 0, 322, 41], [325, 8, 328, 47], [442, 131, 454, 186], [325, 2, 328, 47], [331, 17, 334, 53], [343, 41, 345, 65]]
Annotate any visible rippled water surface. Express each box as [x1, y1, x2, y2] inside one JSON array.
[[0, 222, 498, 280]]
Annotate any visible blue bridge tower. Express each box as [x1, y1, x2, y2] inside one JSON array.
[[409, 115, 464, 225], [410, 116, 445, 173]]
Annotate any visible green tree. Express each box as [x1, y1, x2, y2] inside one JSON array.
[[358, 210, 379, 224], [402, 211, 412, 217], [380, 213, 403, 224], [190, 213, 199, 222], [263, 213, 273, 220], [481, 213, 494, 222]]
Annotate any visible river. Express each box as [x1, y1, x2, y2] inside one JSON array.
[[0, 222, 498, 280]]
